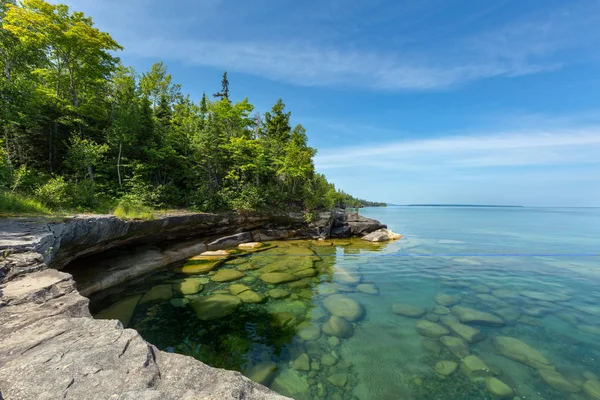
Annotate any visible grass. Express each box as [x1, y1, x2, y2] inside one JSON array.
[[113, 200, 155, 220], [0, 192, 51, 215]]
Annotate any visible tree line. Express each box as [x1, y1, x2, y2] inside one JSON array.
[[0, 0, 383, 215]]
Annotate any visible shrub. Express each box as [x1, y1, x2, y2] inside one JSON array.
[[226, 185, 266, 212], [0, 192, 51, 215], [34, 176, 70, 209], [113, 199, 154, 220]]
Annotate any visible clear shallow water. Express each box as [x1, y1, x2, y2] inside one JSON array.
[[91, 207, 600, 400]]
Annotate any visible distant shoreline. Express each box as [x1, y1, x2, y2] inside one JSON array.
[[388, 204, 524, 208]]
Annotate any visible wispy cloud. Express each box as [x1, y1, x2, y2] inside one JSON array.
[[54, 0, 600, 90], [314, 128, 600, 170]]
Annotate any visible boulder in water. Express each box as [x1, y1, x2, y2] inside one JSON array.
[[460, 355, 492, 380], [494, 336, 553, 370], [391, 303, 426, 318], [415, 320, 450, 338], [211, 269, 245, 282], [246, 361, 277, 385], [434, 361, 458, 376], [323, 294, 365, 321], [440, 335, 470, 358], [260, 272, 299, 284], [451, 306, 505, 326], [485, 377, 514, 398], [322, 315, 354, 338], [189, 294, 242, 320]]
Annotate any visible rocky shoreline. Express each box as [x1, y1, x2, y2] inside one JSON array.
[[0, 210, 387, 400]]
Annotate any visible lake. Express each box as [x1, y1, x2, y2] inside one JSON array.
[[91, 206, 600, 400]]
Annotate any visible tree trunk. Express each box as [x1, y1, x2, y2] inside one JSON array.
[[117, 142, 122, 187]]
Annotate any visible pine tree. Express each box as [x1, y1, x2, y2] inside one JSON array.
[[213, 71, 230, 102]]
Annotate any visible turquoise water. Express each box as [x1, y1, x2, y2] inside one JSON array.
[[91, 206, 600, 400]]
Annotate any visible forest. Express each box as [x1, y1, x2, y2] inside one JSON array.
[[0, 0, 385, 217]]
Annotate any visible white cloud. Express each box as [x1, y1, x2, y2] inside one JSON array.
[[51, 0, 600, 90], [314, 128, 600, 170]]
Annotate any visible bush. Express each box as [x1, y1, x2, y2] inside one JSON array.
[[113, 199, 154, 220], [226, 185, 266, 212], [34, 176, 70, 209], [0, 192, 51, 214]]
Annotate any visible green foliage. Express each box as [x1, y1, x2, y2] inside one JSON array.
[[113, 199, 154, 220], [34, 175, 70, 209], [0, 0, 383, 216], [0, 192, 50, 214]]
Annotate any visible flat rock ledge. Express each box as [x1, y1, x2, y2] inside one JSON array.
[[0, 210, 386, 400]]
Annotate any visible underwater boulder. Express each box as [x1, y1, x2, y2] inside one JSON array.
[[451, 306, 505, 326], [484, 377, 514, 398], [494, 336, 553, 370], [189, 294, 242, 321], [415, 320, 450, 338], [323, 294, 365, 321], [260, 272, 299, 284], [322, 315, 354, 338], [211, 269, 245, 282], [95, 295, 142, 327]]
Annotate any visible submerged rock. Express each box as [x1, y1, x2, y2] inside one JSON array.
[[229, 284, 251, 295], [495, 307, 522, 322], [321, 354, 337, 366], [435, 361, 458, 376], [440, 335, 470, 358], [140, 284, 173, 304], [95, 295, 142, 327], [211, 269, 245, 282], [178, 260, 222, 274], [460, 355, 492, 380], [174, 278, 205, 295], [494, 336, 553, 370], [485, 377, 514, 398], [322, 315, 354, 338], [538, 369, 581, 393], [323, 294, 365, 321], [415, 320, 450, 338], [520, 290, 570, 302], [451, 306, 505, 326], [296, 322, 321, 341], [584, 380, 600, 399], [291, 353, 310, 371], [333, 267, 361, 284], [189, 294, 242, 320], [237, 290, 265, 303], [294, 268, 317, 278], [391, 303, 426, 318], [270, 368, 310, 400], [327, 373, 348, 387], [260, 272, 299, 284], [247, 361, 277, 385], [446, 321, 485, 343], [433, 305, 451, 315], [435, 292, 462, 307], [356, 283, 379, 294]]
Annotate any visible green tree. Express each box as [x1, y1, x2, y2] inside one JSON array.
[[213, 71, 230, 103]]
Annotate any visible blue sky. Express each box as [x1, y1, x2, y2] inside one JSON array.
[[55, 0, 600, 206]]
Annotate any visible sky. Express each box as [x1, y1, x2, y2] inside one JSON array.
[[54, 0, 600, 206]]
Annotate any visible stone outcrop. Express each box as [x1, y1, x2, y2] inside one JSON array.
[[0, 209, 388, 400], [325, 210, 386, 238]]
